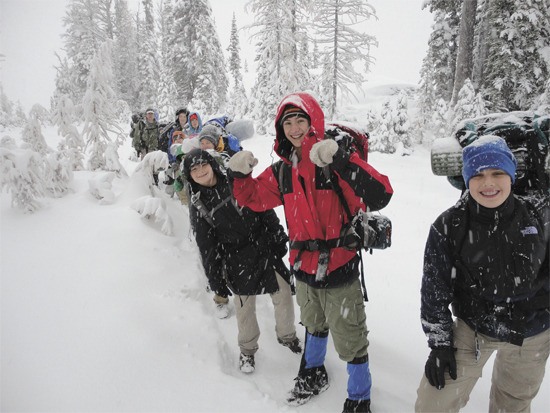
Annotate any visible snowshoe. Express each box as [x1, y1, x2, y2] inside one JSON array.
[[343, 398, 372, 413], [286, 365, 329, 406], [278, 337, 303, 354], [239, 353, 255, 374]]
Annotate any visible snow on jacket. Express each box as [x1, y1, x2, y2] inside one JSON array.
[[230, 92, 393, 286], [420, 191, 550, 348], [185, 149, 291, 297]]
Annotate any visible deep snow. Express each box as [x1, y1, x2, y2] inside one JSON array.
[[2, 111, 549, 412]]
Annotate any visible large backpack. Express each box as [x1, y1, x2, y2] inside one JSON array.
[[431, 112, 550, 194]]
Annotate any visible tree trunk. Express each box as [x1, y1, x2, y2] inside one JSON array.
[[451, 0, 477, 105]]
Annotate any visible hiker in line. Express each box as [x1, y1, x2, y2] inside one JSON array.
[[187, 111, 203, 137], [133, 108, 159, 160], [198, 124, 239, 167], [227, 92, 393, 412], [182, 148, 302, 374], [415, 136, 550, 412]]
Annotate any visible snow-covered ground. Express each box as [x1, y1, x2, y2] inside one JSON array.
[[2, 116, 549, 412]]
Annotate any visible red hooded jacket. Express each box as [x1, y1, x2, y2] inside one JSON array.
[[231, 92, 393, 282]]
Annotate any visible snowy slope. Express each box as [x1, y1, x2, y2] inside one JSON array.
[[1, 118, 549, 412]]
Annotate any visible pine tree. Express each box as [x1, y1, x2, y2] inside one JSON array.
[[172, 0, 228, 115], [52, 94, 85, 171], [136, 0, 160, 110], [480, 0, 550, 110], [226, 13, 249, 118], [82, 40, 123, 171], [156, 0, 178, 121], [419, 0, 461, 104], [313, 0, 377, 118], [22, 105, 51, 155], [393, 91, 413, 152], [59, 0, 106, 104], [248, 0, 309, 133], [449, 78, 487, 130], [370, 100, 395, 154], [432, 98, 449, 139], [113, 0, 139, 109]]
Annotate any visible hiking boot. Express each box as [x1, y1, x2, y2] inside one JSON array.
[[286, 365, 329, 406], [343, 398, 371, 413], [239, 353, 255, 374], [215, 303, 230, 319], [278, 337, 303, 354]]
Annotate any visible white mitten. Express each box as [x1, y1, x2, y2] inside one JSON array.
[[310, 139, 339, 167], [228, 151, 258, 175]]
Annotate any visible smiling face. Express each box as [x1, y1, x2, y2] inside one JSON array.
[[468, 168, 512, 208], [282, 116, 310, 148], [190, 162, 217, 187]]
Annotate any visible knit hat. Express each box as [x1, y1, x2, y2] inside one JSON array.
[[279, 105, 310, 125], [462, 135, 517, 188], [146, 108, 155, 114], [175, 108, 189, 117], [198, 124, 221, 147], [182, 148, 223, 185], [190, 113, 198, 122]]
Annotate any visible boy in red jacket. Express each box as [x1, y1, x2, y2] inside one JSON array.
[[228, 92, 393, 412]]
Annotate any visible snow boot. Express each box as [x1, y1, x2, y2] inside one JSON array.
[[278, 337, 303, 354], [215, 303, 230, 319], [343, 358, 372, 412], [286, 365, 329, 406], [342, 398, 371, 413], [239, 353, 255, 374]]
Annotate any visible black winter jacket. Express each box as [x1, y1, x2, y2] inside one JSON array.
[[420, 191, 550, 348], [187, 152, 290, 297]]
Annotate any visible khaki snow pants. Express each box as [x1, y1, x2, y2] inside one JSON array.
[[415, 318, 550, 413], [296, 278, 369, 362], [234, 272, 297, 356]]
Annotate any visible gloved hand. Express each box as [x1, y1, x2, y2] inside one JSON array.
[[424, 347, 457, 389], [310, 139, 339, 167], [228, 151, 258, 176]]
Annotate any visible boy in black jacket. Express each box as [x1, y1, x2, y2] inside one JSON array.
[[183, 149, 302, 373], [416, 136, 549, 412]]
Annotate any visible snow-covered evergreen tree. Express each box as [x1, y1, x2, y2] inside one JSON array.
[[156, 0, 178, 121], [59, 0, 106, 105], [82, 40, 123, 171], [480, 0, 550, 110], [52, 94, 85, 171], [418, 0, 461, 106], [21, 105, 51, 155], [0, 138, 46, 213], [370, 100, 395, 154], [248, 0, 309, 133], [171, 0, 228, 115], [449, 78, 487, 130], [432, 98, 450, 139], [313, 0, 377, 118], [226, 13, 249, 119], [393, 91, 413, 152], [136, 0, 160, 110], [113, 0, 139, 110]]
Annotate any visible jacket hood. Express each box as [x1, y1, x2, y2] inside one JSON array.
[[274, 92, 325, 162], [188, 111, 203, 134]]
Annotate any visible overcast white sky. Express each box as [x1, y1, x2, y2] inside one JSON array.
[[0, 0, 433, 112]]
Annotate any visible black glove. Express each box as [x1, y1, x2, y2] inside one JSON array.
[[424, 347, 457, 389]]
